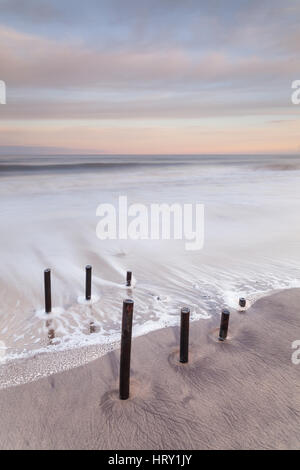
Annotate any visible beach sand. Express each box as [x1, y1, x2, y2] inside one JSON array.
[[0, 288, 299, 450]]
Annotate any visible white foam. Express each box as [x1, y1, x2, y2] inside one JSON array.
[[77, 294, 100, 305], [35, 307, 65, 320], [0, 341, 6, 360]]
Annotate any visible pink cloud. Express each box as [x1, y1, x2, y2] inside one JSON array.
[[0, 26, 298, 89]]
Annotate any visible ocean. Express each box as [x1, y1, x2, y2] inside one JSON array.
[[1, 154, 300, 384]]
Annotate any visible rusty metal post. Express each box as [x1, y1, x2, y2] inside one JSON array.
[[44, 268, 51, 313], [180, 307, 190, 363], [126, 271, 132, 287], [218, 308, 230, 341], [85, 265, 92, 301], [119, 299, 134, 400]]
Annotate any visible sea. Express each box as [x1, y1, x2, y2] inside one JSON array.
[[1, 154, 300, 386]]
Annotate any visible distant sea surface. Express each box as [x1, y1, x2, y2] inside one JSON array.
[[1, 154, 300, 379]]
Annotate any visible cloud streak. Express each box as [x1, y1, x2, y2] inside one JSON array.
[[0, 0, 299, 154], [0, 25, 298, 90]]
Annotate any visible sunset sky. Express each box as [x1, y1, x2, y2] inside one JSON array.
[[0, 0, 299, 155]]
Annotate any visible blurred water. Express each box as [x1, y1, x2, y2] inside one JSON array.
[[1, 154, 300, 365]]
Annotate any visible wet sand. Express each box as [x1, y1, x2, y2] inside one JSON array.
[[0, 288, 299, 450]]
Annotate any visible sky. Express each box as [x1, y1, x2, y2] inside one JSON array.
[[0, 0, 299, 155]]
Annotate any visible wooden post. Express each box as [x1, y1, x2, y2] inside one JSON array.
[[239, 297, 246, 308]]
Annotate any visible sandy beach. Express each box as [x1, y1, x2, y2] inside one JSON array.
[[0, 288, 299, 450]]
